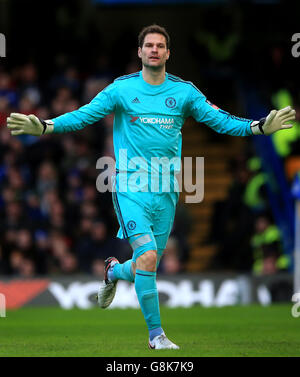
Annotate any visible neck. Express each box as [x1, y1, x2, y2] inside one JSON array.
[[142, 66, 166, 85]]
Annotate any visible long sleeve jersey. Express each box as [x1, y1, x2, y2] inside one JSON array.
[[51, 71, 253, 182]]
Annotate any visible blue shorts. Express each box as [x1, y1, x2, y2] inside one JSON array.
[[111, 174, 179, 252]]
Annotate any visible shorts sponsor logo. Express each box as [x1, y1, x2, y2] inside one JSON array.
[[127, 220, 136, 231]]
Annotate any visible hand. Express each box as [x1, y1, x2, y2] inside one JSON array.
[[7, 113, 53, 136], [263, 106, 296, 135], [251, 106, 296, 135]]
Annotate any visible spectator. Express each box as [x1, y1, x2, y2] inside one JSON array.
[[17, 63, 41, 107], [0, 72, 18, 109], [251, 213, 289, 275]]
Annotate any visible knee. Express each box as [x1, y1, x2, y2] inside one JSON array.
[[131, 262, 136, 276], [136, 250, 157, 272]]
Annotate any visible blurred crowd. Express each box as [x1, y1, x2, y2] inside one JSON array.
[[207, 149, 294, 275], [188, 8, 300, 276], [1, 4, 299, 277], [0, 55, 298, 277], [0, 61, 191, 277], [205, 85, 300, 275]]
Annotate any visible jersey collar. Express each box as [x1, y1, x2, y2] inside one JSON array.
[[139, 70, 169, 91]]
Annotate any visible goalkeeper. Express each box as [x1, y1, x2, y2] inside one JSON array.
[[7, 25, 296, 350]]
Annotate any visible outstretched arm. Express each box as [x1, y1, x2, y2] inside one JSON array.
[[186, 84, 296, 137], [7, 82, 118, 136]]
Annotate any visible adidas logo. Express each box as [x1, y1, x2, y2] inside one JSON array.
[[132, 97, 140, 103]]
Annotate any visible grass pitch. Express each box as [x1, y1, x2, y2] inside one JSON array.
[[0, 305, 299, 357]]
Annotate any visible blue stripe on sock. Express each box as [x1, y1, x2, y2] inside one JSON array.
[[136, 269, 155, 276], [149, 327, 163, 341], [136, 272, 152, 277]]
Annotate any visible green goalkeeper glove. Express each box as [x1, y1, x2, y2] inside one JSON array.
[[251, 106, 296, 136], [7, 113, 54, 136]]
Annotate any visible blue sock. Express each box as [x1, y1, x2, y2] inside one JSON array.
[[135, 269, 162, 338], [108, 260, 134, 283], [149, 327, 163, 341]]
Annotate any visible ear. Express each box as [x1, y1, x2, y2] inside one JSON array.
[[138, 47, 142, 59], [166, 49, 170, 61]]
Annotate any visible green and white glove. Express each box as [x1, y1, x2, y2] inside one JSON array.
[[7, 113, 54, 136], [251, 106, 296, 136]]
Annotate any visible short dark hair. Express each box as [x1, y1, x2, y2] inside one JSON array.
[[138, 24, 170, 49]]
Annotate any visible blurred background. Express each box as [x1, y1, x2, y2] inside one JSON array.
[[0, 0, 299, 291]]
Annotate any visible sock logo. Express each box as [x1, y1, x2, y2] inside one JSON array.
[[127, 220, 136, 231]]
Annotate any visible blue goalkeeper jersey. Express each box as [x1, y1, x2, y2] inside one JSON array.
[[51, 71, 253, 185]]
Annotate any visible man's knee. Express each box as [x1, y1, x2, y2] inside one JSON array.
[[136, 250, 157, 272], [129, 233, 157, 265]]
